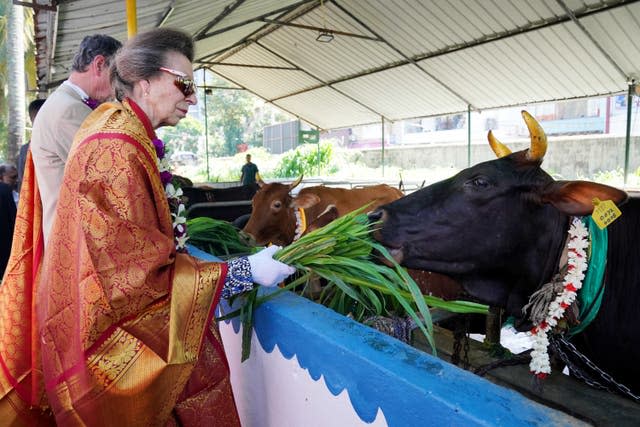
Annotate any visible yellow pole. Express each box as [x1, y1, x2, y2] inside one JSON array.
[[126, 0, 137, 37]]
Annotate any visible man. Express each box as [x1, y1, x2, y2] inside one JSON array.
[[31, 34, 121, 243], [240, 153, 259, 186], [0, 164, 18, 206], [17, 99, 46, 192]]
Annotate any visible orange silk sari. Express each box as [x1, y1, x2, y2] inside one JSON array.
[[0, 99, 240, 426]]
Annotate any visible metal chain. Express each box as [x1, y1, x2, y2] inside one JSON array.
[[452, 327, 462, 366], [550, 335, 640, 402], [462, 315, 471, 369], [551, 340, 609, 391], [474, 350, 531, 376]]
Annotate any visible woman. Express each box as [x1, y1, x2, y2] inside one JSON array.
[[35, 28, 294, 426]]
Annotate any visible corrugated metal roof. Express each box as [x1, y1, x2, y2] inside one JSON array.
[[32, 0, 640, 130], [333, 64, 466, 120], [194, 22, 267, 60], [274, 85, 381, 129], [34, 0, 171, 85], [211, 62, 320, 100], [422, 23, 625, 110]]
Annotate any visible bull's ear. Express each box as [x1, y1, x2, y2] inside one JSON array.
[[292, 193, 320, 209], [541, 180, 628, 215]]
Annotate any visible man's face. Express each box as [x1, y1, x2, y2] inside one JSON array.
[[91, 55, 115, 102], [2, 168, 17, 189]]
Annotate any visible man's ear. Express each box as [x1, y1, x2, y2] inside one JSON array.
[[93, 55, 107, 75]]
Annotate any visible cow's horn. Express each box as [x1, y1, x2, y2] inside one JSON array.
[[522, 110, 547, 161], [289, 175, 303, 190], [488, 130, 512, 158]]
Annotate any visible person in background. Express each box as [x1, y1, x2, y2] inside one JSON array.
[[0, 165, 17, 278], [30, 34, 121, 244], [0, 28, 295, 426], [17, 99, 46, 192], [0, 164, 18, 206], [240, 153, 259, 186]]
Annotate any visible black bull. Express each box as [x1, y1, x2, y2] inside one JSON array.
[[181, 183, 258, 224], [371, 111, 638, 395]]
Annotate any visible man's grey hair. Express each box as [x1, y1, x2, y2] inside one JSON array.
[[71, 34, 122, 73]]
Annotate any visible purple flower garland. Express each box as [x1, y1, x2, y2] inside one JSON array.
[[152, 137, 188, 253], [83, 97, 100, 110]]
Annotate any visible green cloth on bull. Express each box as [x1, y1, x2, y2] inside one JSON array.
[[568, 216, 607, 337]]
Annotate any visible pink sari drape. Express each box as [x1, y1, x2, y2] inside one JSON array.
[[0, 150, 54, 425]]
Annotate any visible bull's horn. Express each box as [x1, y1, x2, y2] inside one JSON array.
[[488, 130, 512, 158], [522, 110, 547, 161], [255, 172, 265, 187], [289, 175, 303, 190]]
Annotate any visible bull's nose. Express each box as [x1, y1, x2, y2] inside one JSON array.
[[368, 209, 385, 224]]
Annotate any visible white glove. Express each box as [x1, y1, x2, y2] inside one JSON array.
[[247, 245, 296, 287]]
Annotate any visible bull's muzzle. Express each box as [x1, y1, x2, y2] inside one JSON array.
[[368, 209, 405, 265], [368, 208, 387, 243], [367, 209, 385, 224]]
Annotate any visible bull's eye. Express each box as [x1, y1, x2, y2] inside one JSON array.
[[467, 176, 490, 188], [272, 200, 282, 209]]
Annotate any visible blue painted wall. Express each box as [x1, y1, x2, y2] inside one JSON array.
[[192, 245, 580, 426]]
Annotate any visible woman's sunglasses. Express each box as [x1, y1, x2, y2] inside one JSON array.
[[158, 67, 196, 97]]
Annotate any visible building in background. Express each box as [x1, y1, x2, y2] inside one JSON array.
[[263, 120, 318, 154]]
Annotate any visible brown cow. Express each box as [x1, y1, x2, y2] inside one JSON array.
[[303, 204, 339, 236], [242, 176, 403, 246]]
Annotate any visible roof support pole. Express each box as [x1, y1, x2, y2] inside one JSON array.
[[624, 81, 635, 186], [381, 117, 385, 178], [467, 106, 471, 168], [203, 72, 210, 182], [126, 0, 137, 38], [317, 126, 321, 177]]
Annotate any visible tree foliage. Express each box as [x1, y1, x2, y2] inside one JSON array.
[[243, 103, 290, 148], [198, 71, 292, 157], [158, 115, 203, 154], [0, 0, 36, 162], [273, 142, 334, 178], [204, 87, 253, 157]]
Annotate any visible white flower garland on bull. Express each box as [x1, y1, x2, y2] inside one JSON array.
[[371, 111, 639, 401]]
